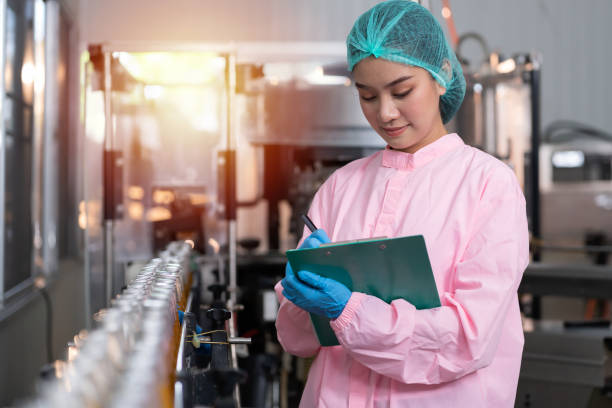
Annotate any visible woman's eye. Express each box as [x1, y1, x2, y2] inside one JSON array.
[[360, 95, 376, 102], [393, 90, 412, 98]]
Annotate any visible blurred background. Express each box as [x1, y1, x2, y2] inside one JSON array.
[[0, 0, 611, 407]]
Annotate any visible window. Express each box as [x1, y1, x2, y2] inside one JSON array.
[[3, 0, 35, 296]]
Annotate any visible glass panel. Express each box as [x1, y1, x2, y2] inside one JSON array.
[[112, 52, 225, 261], [4, 6, 15, 93], [3, 0, 35, 293], [3, 96, 13, 132], [21, 17, 34, 105], [56, 9, 72, 258]]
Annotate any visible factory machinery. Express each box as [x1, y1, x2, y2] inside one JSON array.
[[451, 34, 612, 408], [0, 0, 609, 405], [17, 34, 612, 407], [21, 241, 252, 408]]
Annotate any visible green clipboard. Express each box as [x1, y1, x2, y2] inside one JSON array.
[[286, 235, 441, 347]]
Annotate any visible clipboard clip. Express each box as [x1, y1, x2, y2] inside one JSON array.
[[319, 236, 387, 248]]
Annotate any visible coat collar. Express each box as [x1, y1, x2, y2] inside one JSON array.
[[381, 133, 464, 170]]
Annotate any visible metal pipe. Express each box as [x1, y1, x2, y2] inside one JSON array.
[[0, 0, 7, 306], [82, 58, 91, 328], [103, 51, 114, 306], [43, 0, 60, 274], [228, 307, 241, 408], [32, 0, 47, 276], [529, 56, 542, 262], [228, 222, 238, 309], [228, 337, 252, 345], [103, 53, 113, 152], [176, 292, 194, 373], [175, 322, 186, 372], [174, 382, 184, 408], [224, 50, 241, 407], [225, 51, 238, 306]]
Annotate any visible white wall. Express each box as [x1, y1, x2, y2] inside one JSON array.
[[59, 0, 79, 19], [81, 0, 381, 43]]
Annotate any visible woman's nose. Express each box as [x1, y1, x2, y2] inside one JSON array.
[[378, 96, 400, 123]]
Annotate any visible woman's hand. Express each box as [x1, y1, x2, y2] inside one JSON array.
[[300, 229, 331, 249], [282, 269, 351, 319], [281, 228, 352, 319]]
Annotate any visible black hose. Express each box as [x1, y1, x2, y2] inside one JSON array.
[[543, 120, 612, 143], [39, 287, 54, 364], [456, 32, 490, 68]]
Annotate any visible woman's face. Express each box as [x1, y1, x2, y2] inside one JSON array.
[[352, 57, 447, 153]]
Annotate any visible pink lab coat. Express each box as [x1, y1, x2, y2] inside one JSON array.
[[275, 133, 529, 407]]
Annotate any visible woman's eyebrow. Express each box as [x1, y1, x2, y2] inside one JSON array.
[[355, 75, 413, 90], [385, 76, 413, 88]]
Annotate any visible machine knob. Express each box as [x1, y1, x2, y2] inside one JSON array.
[[208, 283, 227, 301], [207, 308, 231, 326], [238, 237, 260, 253]]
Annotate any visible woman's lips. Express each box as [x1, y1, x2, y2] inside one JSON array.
[[382, 125, 408, 137]]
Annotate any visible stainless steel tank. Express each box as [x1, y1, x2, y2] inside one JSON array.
[[452, 50, 537, 192], [243, 78, 384, 148], [452, 34, 541, 238]]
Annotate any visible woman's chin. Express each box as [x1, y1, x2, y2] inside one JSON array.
[[387, 139, 416, 152]]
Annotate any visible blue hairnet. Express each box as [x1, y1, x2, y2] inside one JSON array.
[[347, 0, 465, 124]]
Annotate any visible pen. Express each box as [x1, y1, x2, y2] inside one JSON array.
[[301, 214, 318, 233]]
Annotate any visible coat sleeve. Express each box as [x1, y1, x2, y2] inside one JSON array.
[[329, 166, 529, 384], [274, 173, 337, 357], [274, 281, 321, 357]]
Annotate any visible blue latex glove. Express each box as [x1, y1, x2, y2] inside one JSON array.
[[281, 228, 330, 289], [283, 228, 330, 291], [282, 269, 351, 319], [282, 229, 351, 319], [300, 229, 331, 249]]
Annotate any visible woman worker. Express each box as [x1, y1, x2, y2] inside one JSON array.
[[275, 1, 529, 407]]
